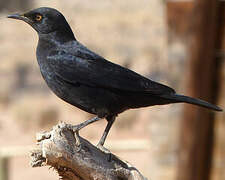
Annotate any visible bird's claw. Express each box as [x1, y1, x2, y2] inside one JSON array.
[[71, 125, 81, 132], [59, 123, 82, 152], [97, 144, 110, 153], [97, 144, 112, 162], [74, 131, 82, 152], [62, 124, 80, 132], [66, 125, 82, 152]]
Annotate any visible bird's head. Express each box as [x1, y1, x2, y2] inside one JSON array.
[[8, 7, 75, 41]]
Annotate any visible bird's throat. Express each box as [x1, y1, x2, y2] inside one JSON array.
[[39, 29, 76, 45]]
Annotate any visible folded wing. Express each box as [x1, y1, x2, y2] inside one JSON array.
[[47, 42, 175, 95]]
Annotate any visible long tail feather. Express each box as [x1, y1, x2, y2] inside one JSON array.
[[161, 93, 222, 111]]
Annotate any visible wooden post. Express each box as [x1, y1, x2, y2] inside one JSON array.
[[0, 157, 8, 180], [177, 0, 224, 180]]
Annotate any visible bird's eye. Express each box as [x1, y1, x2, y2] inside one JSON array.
[[35, 14, 42, 21]]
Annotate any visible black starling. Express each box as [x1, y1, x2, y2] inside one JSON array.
[[7, 7, 222, 149]]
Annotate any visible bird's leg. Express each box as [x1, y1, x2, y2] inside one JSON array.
[[72, 116, 102, 132], [65, 116, 102, 149], [97, 116, 115, 155]]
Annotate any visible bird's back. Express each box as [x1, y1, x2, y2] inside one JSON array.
[[35, 38, 179, 115]]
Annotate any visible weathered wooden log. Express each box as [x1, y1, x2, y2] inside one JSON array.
[[30, 122, 148, 180]]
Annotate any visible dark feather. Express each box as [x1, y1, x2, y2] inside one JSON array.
[[47, 41, 175, 95]]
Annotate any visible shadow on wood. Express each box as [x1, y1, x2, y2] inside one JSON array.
[[30, 122, 148, 180]]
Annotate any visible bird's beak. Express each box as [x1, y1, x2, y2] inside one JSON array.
[[7, 13, 33, 24], [8, 13, 26, 20]]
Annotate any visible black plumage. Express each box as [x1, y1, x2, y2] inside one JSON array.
[[8, 7, 222, 148]]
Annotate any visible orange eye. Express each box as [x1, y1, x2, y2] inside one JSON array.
[[35, 14, 42, 21]]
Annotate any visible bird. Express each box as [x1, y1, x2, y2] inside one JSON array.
[[7, 7, 222, 149]]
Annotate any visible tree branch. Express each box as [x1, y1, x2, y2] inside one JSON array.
[[30, 122, 148, 180]]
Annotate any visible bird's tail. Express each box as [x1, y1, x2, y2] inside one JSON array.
[[160, 93, 222, 111]]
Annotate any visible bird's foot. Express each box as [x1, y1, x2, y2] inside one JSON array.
[[74, 131, 82, 152], [62, 123, 80, 132], [60, 123, 82, 152], [97, 144, 112, 161], [97, 144, 110, 153]]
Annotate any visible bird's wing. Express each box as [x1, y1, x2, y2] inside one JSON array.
[[47, 45, 175, 95]]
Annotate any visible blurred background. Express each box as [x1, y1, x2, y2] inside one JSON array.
[[0, 0, 224, 180]]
